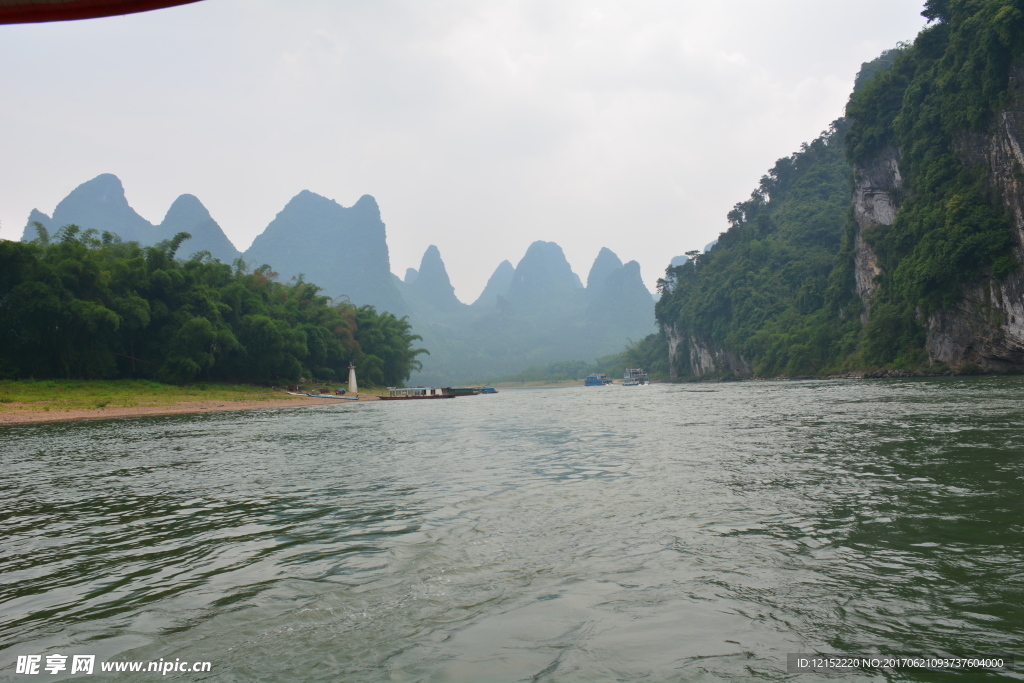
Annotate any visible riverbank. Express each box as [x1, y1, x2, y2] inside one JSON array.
[[0, 380, 380, 427]]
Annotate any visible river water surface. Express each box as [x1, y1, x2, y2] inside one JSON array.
[[1, 378, 1023, 681]]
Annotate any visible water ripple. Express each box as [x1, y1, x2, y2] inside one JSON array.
[[1, 378, 1023, 680]]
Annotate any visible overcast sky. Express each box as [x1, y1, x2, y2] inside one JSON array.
[[0, 0, 928, 301]]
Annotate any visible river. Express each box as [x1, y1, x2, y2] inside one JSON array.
[[1, 378, 1022, 681]]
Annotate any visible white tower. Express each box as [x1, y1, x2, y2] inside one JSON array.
[[348, 362, 358, 395]]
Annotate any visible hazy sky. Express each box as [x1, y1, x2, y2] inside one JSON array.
[[0, 0, 928, 301]]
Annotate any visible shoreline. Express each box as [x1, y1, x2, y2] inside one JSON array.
[[0, 393, 379, 427]]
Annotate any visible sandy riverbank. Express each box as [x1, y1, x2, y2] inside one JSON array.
[[0, 393, 379, 427]]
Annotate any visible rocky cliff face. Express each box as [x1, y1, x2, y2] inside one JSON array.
[[925, 275, 1024, 370], [664, 324, 684, 381], [851, 146, 901, 323], [854, 67, 1024, 371], [663, 325, 752, 380], [924, 69, 1024, 371], [689, 336, 752, 378]]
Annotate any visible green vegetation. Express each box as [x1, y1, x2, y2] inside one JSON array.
[[656, 118, 859, 377], [654, 0, 1024, 378], [845, 0, 1022, 365], [0, 226, 427, 385]]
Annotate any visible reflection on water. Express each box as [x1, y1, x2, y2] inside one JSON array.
[[1, 377, 1023, 681]]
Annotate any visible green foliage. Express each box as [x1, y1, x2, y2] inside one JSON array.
[[656, 120, 859, 377], [853, 47, 906, 93], [655, 1, 1024, 378], [845, 0, 1021, 318], [0, 229, 426, 385], [354, 306, 427, 387]]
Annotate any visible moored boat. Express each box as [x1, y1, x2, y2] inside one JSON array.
[[380, 387, 457, 400]]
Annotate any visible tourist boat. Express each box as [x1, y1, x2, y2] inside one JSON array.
[[622, 368, 650, 386], [380, 387, 457, 400], [584, 373, 613, 386]]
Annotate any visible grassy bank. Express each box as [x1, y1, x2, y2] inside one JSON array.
[[0, 380, 307, 414]]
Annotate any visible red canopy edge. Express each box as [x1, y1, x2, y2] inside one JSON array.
[[0, 0, 202, 24]]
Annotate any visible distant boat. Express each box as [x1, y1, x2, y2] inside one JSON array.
[[380, 387, 457, 400], [450, 387, 481, 397], [585, 373, 613, 386], [479, 387, 498, 394], [622, 368, 649, 386]]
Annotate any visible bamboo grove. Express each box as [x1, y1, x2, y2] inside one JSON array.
[[0, 226, 427, 385]]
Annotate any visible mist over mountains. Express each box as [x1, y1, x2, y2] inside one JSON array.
[[244, 190, 407, 316], [23, 174, 241, 264], [21, 174, 656, 384]]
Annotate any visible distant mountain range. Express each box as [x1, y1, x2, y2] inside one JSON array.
[[23, 174, 241, 264], [396, 239, 657, 384], [20, 174, 658, 384]]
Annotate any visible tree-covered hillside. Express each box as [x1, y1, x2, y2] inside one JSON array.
[[845, 0, 1023, 366], [656, 117, 858, 377], [0, 226, 426, 385], [655, 0, 1024, 378]]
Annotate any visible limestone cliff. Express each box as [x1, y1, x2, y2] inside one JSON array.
[[663, 324, 752, 380], [665, 324, 684, 381], [851, 146, 901, 323], [922, 67, 1024, 371], [849, 73, 1024, 371], [688, 335, 752, 379]]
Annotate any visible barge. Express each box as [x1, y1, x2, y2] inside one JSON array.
[[380, 387, 457, 400]]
